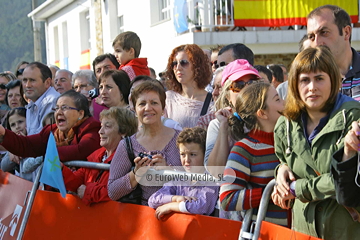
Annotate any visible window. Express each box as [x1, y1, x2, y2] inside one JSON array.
[[54, 26, 59, 62], [80, 10, 91, 51], [159, 0, 170, 21], [150, 0, 171, 25], [118, 15, 124, 33]]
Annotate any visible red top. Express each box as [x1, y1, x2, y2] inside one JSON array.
[[63, 147, 112, 205], [120, 58, 150, 80], [1, 117, 101, 162]]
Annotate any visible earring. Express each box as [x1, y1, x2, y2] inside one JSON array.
[[78, 117, 81, 120]]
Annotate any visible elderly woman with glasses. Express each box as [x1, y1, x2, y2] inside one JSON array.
[[164, 44, 213, 128], [0, 90, 101, 164]]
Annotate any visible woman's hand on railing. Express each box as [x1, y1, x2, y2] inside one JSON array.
[[271, 186, 294, 210], [276, 164, 295, 197]]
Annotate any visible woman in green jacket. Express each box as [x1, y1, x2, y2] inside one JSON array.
[[272, 46, 360, 239]]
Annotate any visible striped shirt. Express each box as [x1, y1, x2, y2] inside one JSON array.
[[220, 130, 288, 226]]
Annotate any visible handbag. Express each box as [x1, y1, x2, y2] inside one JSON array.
[[117, 137, 143, 205]]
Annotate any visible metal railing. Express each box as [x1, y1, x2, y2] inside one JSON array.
[[185, 0, 234, 32], [237, 179, 277, 240], [16, 160, 276, 240]]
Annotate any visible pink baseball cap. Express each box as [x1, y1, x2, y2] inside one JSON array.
[[221, 59, 261, 86]]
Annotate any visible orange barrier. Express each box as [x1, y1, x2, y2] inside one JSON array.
[[0, 171, 33, 240], [0, 170, 321, 240]]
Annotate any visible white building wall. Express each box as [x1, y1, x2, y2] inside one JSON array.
[[37, 0, 360, 76], [46, 0, 91, 72]]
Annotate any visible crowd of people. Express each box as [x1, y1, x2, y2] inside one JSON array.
[[1, 4, 360, 239]]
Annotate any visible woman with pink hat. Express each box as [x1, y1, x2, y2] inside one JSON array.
[[205, 59, 261, 220]]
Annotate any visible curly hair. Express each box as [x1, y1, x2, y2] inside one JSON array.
[[176, 127, 207, 153], [165, 44, 212, 93]]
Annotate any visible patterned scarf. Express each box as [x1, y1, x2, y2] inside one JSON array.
[[54, 117, 89, 147]]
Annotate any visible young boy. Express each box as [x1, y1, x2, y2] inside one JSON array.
[[148, 127, 219, 220], [112, 31, 150, 80]]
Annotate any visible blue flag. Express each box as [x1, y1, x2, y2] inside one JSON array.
[[40, 132, 66, 198], [173, 0, 189, 33]]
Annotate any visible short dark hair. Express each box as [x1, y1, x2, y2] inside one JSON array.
[[57, 90, 91, 117], [112, 31, 141, 58], [218, 43, 254, 65], [6, 107, 26, 130], [254, 65, 272, 83], [131, 80, 166, 110], [176, 127, 207, 153], [26, 62, 52, 82], [267, 64, 284, 83], [130, 75, 153, 90], [99, 70, 131, 104], [308, 5, 351, 42], [5, 80, 27, 107], [92, 53, 120, 73]]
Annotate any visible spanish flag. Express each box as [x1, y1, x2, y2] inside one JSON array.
[[233, 0, 358, 27]]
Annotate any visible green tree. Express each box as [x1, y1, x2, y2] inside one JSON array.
[[0, 0, 46, 73]]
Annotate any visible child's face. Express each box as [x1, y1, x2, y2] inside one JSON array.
[[113, 43, 134, 66], [9, 114, 27, 136], [179, 143, 205, 173]]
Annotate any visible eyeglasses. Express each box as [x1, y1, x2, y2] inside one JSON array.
[[0, 84, 6, 90], [172, 60, 190, 69], [73, 84, 90, 91], [229, 80, 258, 93], [16, 68, 25, 76], [52, 105, 80, 112]]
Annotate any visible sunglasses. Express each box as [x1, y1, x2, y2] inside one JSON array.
[[16, 68, 25, 76], [212, 61, 227, 70], [229, 80, 257, 93], [172, 60, 190, 69], [0, 84, 6, 90]]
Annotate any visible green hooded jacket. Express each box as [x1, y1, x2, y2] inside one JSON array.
[[274, 100, 360, 240]]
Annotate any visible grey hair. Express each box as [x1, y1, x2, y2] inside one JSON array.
[[55, 69, 73, 80], [72, 70, 98, 88]]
